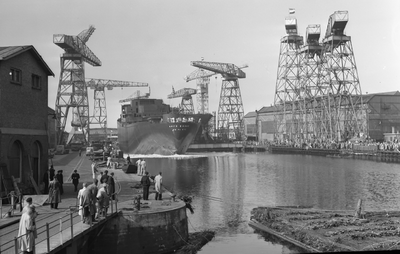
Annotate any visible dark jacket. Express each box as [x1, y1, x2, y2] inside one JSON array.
[[71, 173, 80, 184], [141, 175, 151, 187]]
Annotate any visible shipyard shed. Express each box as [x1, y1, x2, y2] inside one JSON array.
[[0, 45, 54, 197], [250, 92, 400, 144], [243, 111, 257, 141]]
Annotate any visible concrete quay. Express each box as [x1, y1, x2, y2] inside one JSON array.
[[0, 152, 189, 254]]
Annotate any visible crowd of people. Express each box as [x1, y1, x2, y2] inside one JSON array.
[[273, 138, 400, 152], [77, 165, 116, 225]]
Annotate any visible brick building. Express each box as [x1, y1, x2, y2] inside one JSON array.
[[0, 46, 54, 196]]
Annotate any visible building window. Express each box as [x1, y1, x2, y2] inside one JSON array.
[[10, 68, 22, 84], [31, 74, 42, 89]]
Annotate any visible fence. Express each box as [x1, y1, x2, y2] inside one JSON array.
[[0, 198, 118, 254]]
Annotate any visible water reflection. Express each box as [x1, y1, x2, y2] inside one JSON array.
[[140, 153, 400, 253]]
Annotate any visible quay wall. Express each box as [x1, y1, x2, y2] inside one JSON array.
[[270, 145, 400, 163], [188, 143, 267, 153], [92, 203, 189, 254]]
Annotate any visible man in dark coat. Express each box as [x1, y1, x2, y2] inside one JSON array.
[[100, 170, 109, 184], [140, 172, 151, 200], [107, 172, 116, 200], [49, 165, 55, 181], [56, 170, 64, 195], [71, 170, 80, 192], [43, 169, 49, 194]]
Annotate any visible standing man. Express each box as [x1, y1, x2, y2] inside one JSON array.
[[136, 158, 142, 175], [79, 149, 82, 156], [18, 206, 36, 253], [140, 159, 147, 175], [49, 165, 55, 181], [56, 170, 64, 195], [48, 177, 61, 209], [91, 161, 98, 182], [126, 155, 131, 165], [42, 169, 49, 194], [107, 156, 112, 169], [101, 170, 109, 184], [71, 170, 80, 192], [107, 172, 116, 200], [155, 172, 163, 200], [140, 172, 151, 200], [77, 182, 87, 221]]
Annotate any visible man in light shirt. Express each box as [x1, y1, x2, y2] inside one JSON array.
[[136, 158, 142, 175], [154, 172, 162, 200], [140, 159, 146, 175]]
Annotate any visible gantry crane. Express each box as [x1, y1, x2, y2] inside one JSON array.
[[86, 78, 149, 140], [119, 88, 151, 103], [167, 87, 197, 114], [190, 61, 247, 141], [273, 11, 365, 145], [53, 25, 101, 145], [273, 16, 304, 143], [319, 11, 365, 141]]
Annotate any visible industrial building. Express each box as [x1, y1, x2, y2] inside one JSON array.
[[0, 46, 54, 196], [244, 92, 400, 144]]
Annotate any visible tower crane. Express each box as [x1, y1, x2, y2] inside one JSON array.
[[86, 78, 149, 141], [167, 87, 197, 114], [185, 69, 214, 114], [190, 61, 247, 141], [185, 63, 248, 114], [53, 25, 101, 145]]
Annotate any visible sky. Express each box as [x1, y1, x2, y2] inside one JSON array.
[[1, 0, 399, 129]]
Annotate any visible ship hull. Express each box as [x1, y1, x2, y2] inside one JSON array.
[[117, 121, 201, 155]]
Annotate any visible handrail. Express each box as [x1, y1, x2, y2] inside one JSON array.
[[0, 194, 118, 254]]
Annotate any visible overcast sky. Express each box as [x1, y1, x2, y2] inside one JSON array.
[[1, 0, 399, 129]]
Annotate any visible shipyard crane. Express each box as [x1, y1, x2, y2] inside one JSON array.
[[319, 11, 365, 141], [190, 61, 247, 141], [86, 78, 149, 141], [167, 87, 197, 114], [119, 88, 151, 103], [53, 25, 101, 145]]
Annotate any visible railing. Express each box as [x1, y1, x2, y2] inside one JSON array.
[[0, 197, 118, 254]]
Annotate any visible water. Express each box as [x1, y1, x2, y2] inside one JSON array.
[[136, 153, 400, 254]]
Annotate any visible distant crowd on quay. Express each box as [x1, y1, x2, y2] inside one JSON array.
[[272, 138, 400, 152]]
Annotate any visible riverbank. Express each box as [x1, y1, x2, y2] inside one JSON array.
[[250, 206, 400, 252]]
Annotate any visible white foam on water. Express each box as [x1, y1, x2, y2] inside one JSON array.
[[123, 152, 236, 160]]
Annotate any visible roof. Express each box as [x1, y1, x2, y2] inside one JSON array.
[[361, 91, 400, 103], [258, 105, 278, 113], [244, 111, 257, 118], [0, 45, 54, 76]]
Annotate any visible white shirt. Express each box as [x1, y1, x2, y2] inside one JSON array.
[[155, 174, 162, 192]]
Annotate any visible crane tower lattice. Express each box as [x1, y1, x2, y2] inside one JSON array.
[[167, 87, 197, 114], [191, 61, 246, 141], [273, 11, 366, 144], [87, 78, 148, 140], [54, 25, 101, 145]]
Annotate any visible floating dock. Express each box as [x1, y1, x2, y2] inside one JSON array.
[[250, 206, 400, 252]]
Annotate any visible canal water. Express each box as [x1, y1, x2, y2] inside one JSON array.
[[137, 152, 400, 254]]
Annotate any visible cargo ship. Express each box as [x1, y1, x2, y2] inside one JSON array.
[[117, 96, 212, 155]]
